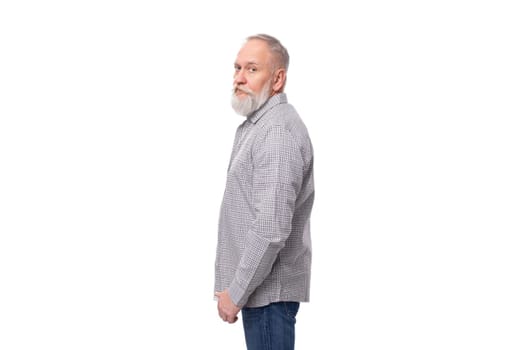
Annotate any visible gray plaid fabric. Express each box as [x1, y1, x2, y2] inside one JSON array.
[[214, 93, 314, 308]]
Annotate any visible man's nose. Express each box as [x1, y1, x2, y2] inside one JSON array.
[[234, 70, 246, 84]]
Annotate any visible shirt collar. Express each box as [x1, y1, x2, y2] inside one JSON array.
[[247, 93, 287, 124]]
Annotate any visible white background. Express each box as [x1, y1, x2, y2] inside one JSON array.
[[1, 1, 524, 349]]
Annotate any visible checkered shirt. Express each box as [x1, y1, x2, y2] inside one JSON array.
[[214, 93, 314, 308]]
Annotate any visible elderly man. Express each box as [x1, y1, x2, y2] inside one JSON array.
[[214, 34, 315, 350]]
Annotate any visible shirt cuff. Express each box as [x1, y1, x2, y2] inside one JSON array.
[[228, 280, 248, 308]]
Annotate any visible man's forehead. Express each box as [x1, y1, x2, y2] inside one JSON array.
[[235, 40, 270, 64]]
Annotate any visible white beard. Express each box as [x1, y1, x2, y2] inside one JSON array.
[[231, 80, 272, 116]]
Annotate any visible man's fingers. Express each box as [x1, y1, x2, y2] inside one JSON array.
[[216, 292, 239, 324], [219, 306, 238, 323], [227, 316, 238, 324]]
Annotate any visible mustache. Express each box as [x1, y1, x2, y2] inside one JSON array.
[[233, 85, 254, 95]]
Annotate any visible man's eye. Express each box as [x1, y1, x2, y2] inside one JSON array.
[[248, 68, 257, 73]]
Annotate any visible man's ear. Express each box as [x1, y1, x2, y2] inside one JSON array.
[[272, 69, 286, 93]]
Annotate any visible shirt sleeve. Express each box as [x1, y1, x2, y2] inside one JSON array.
[[228, 125, 304, 307]]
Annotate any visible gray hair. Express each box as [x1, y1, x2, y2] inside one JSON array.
[[246, 34, 289, 72]]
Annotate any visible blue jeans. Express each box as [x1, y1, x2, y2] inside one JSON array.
[[241, 301, 300, 350]]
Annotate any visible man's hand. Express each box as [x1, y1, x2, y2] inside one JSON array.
[[215, 290, 241, 324]]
